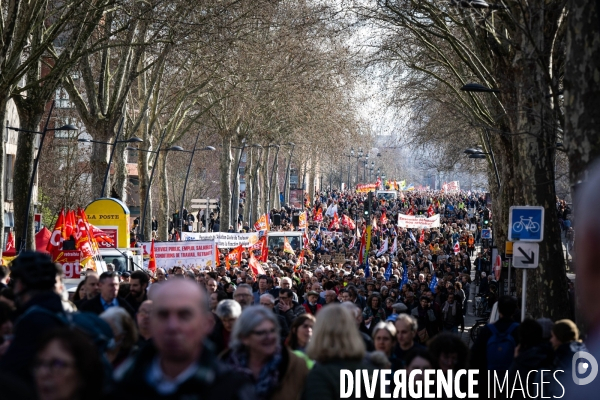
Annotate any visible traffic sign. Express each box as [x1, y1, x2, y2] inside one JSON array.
[[505, 241, 513, 257], [481, 229, 492, 239], [513, 242, 539, 268], [508, 206, 544, 242], [191, 198, 218, 204]]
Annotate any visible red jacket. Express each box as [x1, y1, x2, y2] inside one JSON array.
[[302, 302, 322, 315]]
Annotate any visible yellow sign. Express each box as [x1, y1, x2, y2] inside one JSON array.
[[505, 241, 513, 256], [85, 198, 131, 248], [365, 226, 372, 254]]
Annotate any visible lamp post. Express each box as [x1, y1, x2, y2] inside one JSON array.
[[78, 125, 144, 198], [7, 101, 78, 251], [230, 139, 246, 232], [248, 144, 264, 227], [464, 141, 501, 189], [349, 147, 363, 186], [125, 130, 184, 241], [178, 131, 215, 237], [282, 142, 295, 205], [363, 154, 369, 181]]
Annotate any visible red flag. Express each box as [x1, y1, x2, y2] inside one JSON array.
[[75, 209, 94, 261], [427, 205, 434, 218], [419, 229, 424, 244], [5, 231, 14, 252], [341, 214, 356, 230], [283, 237, 295, 254], [215, 245, 222, 266], [248, 253, 265, 276], [314, 208, 323, 222], [328, 212, 340, 230], [380, 210, 388, 225], [88, 224, 114, 246], [64, 210, 76, 240], [294, 250, 305, 272], [453, 241, 460, 254], [148, 239, 156, 272], [407, 207, 415, 216], [226, 245, 244, 269], [47, 210, 65, 259], [259, 236, 268, 262]]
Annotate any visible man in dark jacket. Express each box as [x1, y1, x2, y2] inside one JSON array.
[[274, 288, 305, 326], [80, 271, 135, 318], [125, 270, 149, 313], [110, 279, 255, 399], [0, 252, 64, 383]]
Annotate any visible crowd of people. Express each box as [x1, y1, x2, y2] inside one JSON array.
[[0, 185, 594, 399]]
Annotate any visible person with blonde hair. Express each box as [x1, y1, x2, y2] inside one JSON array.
[[304, 304, 380, 399]]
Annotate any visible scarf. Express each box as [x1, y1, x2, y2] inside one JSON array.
[[226, 347, 282, 399], [442, 301, 456, 317]]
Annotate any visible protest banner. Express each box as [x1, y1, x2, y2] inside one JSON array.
[[356, 183, 377, 193], [181, 232, 259, 248], [141, 240, 216, 270], [397, 213, 441, 229]]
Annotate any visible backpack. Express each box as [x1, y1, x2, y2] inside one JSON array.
[[486, 322, 519, 371]]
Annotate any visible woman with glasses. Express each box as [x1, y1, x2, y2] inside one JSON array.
[[222, 305, 308, 400], [33, 328, 104, 400]]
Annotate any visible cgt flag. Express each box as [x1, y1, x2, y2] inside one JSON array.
[[249, 253, 265, 275], [47, 209, 65, 260], [283, 237, 295, 254], [5, 231, 15, 252], [254, 214, 270, 232]]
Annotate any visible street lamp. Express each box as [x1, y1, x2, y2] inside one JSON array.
[[230, 139, 246, 232], [248, 144, 264, 227], [125, 129, 184, 240], [7, 100, 78, 251], [266, 144, 281, 213], [349, 147, 364, 186], [178, 133, 216, 236], [460, 82, 500, 93], [463, 146, 501, 188], [78, 118, 144, 197]]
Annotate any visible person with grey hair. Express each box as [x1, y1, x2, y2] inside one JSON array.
[[209, 300, 242, 354], [100, 306, 138, 367], [221, 305, 308, 400], [233, 283, 254, 309], [259, 293, 289, 343]]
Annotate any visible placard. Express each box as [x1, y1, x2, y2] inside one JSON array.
[[141, 240, 216, 270], [397, 213, 441, 229], [181, 232, 258, 248]]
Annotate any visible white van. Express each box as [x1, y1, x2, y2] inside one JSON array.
[[376, 190, 398, 201], [267, 231, 303, 251]]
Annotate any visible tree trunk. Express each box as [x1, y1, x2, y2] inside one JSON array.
[[244, 149, 253, 224], [138, 141, 151, 241], [219, 134, 232, 232], [272, 151, 280, 210], [90, 123, 112, 198], [157, 150, 169, 241], [231, 142, 242, 230], [110, 142, 128, 201], [260, 146, 270, 215], [564, 0, 600, 184], [250, 148, 261, 227], [13, 104, 44, 250], [511, 33, 570, 319]]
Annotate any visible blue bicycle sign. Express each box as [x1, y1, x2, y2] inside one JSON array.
[[508, 206, 544, 242]]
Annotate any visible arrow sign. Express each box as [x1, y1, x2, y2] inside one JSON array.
[[513, 242, 539, 269], [517, 247, 535, 264]]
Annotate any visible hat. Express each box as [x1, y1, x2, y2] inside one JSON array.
[[122, 271, 131, 278], [306, 291, 320, 297], [552, 319, 579, 343]]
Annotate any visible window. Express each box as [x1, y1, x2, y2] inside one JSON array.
[[55, 87, 72, 109]]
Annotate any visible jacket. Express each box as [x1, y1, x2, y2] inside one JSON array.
[[302, 359, 381, 399], [220, 347, 308, 400], [79, 294, 136, 318], [274, 300, 305, 326], [110, 340, 256, 400], [0, 291, 65, 383]]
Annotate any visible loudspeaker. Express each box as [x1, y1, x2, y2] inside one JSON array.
[[63, 239, 76, 250], [273, 213, 281, 226], [292, 215, 300, 227]]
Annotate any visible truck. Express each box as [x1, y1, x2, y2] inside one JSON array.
[[375, 190, 398, 201], [267, 231, 303, 251], [64, 247, 144, 296]]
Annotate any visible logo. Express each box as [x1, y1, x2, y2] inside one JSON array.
[[572, 351, 598, 385]]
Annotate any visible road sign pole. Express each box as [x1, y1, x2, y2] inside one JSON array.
[[521, 269, 527, 321], [507, 257, 512, 296]]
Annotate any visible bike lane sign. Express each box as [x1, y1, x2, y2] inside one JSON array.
[[508, 206, 544, 242]]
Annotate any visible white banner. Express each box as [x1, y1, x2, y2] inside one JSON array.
[[397, 214, 441, 229], [141, 240, 216, 270], [446, 181, 460, 192], [181, 232, 259, 248]]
